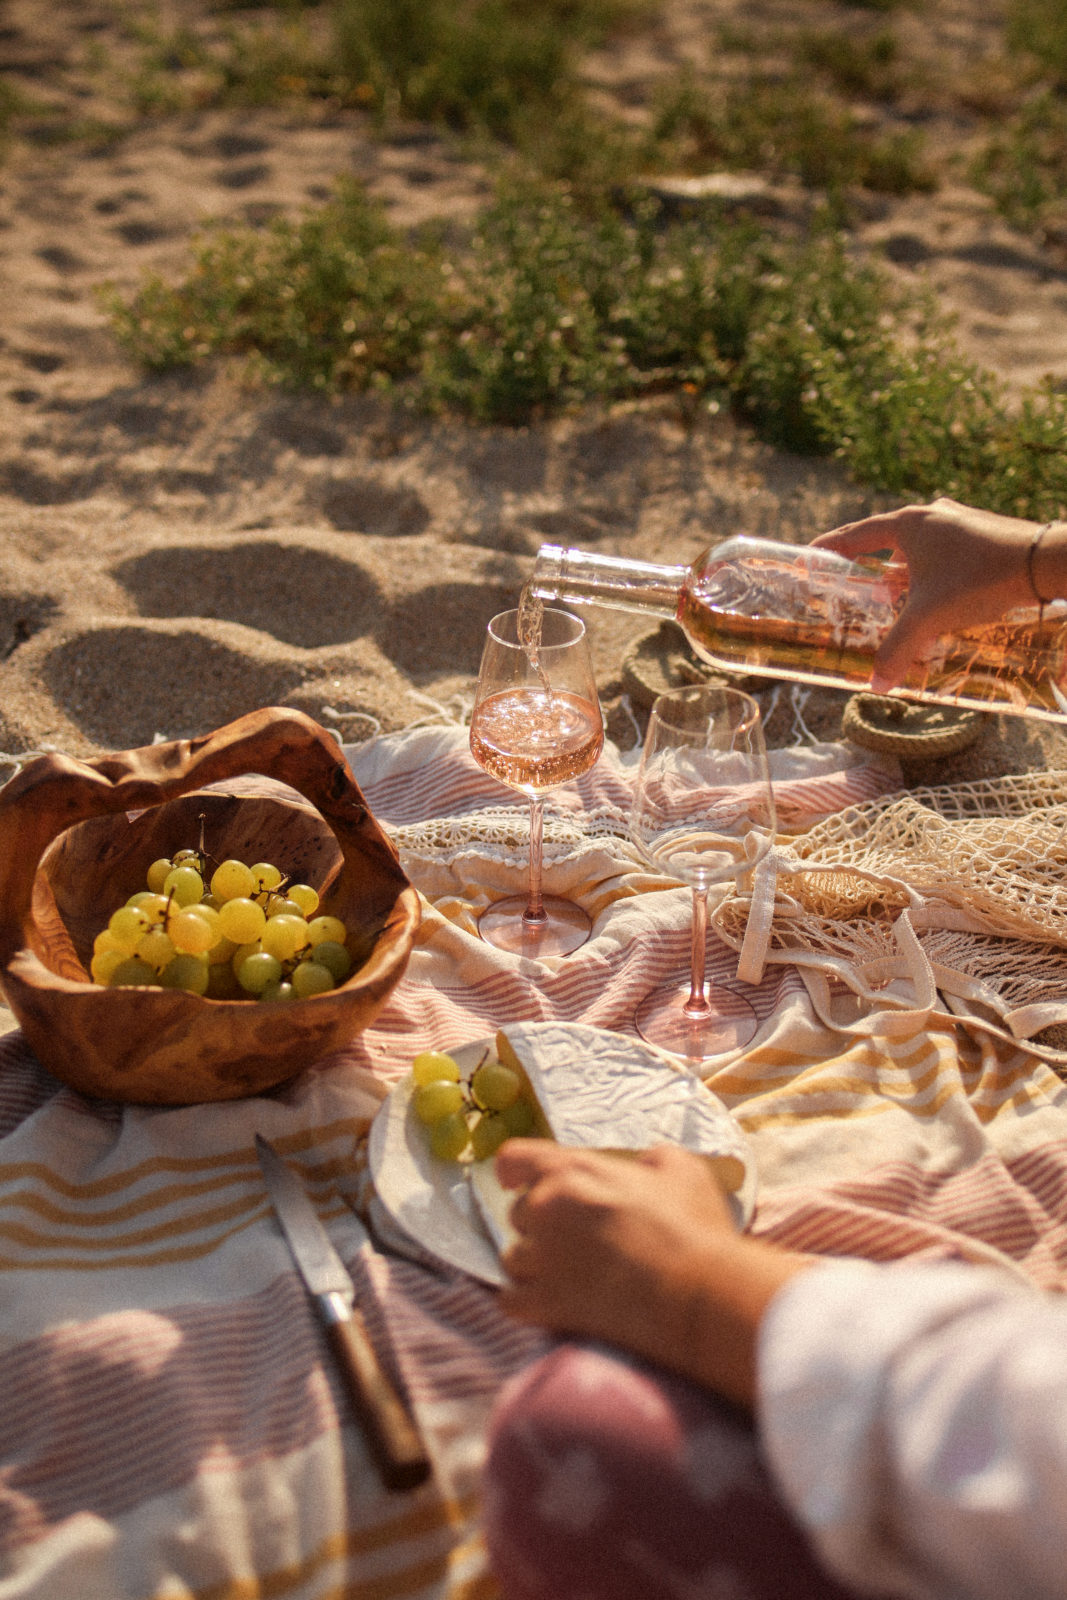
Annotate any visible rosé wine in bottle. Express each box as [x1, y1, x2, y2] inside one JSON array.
[[526, 537, 1067, 724]]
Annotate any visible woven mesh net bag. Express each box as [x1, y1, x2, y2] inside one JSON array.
[[715, 771, 1067, 1065]]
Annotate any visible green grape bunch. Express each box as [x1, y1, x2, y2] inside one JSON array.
[[410, 1047, 538, 1164], [90, 833, 368, 1002]]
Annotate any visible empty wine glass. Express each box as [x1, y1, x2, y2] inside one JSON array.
[[629, 684, 776, 1060], [469, 607, 604, 957]]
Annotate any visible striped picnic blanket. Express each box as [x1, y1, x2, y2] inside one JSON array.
[[3, 724, 1067, 1600]]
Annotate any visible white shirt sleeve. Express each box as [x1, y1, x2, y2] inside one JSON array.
[[756, 1257, 1067, 1600]]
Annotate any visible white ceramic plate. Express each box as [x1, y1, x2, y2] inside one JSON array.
[[368, 1024, 757, 1287]]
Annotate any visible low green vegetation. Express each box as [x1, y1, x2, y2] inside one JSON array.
[[648, 72, 933, 197], [964, 0, 1067, 231], [1006, 0, 1067, 83], [116, 0, 649, 143], [969, 92, 1067, 231], [5, 0, 1055, 514], [104, 178, 1067, 519], [330, 0, 644, 140]]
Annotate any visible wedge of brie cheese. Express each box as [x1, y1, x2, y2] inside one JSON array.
[[468, 1020, 752, 1255]]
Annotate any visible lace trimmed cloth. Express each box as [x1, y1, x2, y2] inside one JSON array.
[[362, 722, 1067, 1068]]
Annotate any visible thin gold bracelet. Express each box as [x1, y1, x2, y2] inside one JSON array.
[[1027, 522, 1057, 607]]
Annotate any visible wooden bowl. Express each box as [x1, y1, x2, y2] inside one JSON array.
[[0, 708, 421, 1104]]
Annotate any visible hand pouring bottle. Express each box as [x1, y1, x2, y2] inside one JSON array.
[[526, 537, 1067, 724]]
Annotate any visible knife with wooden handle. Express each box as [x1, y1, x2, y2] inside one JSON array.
[[255, 1135, 431, 1492]]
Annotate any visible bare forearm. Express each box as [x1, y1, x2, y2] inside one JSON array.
[[497, 1142, 813, 1411], [647, 1232, 814, 1410]]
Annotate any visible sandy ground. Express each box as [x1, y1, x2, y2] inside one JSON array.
[[4, 0, 1067, 800]]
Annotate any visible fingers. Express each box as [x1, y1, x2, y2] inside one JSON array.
[[871, 621, 920, 692], [815, 500, 947, 559], [494, 1137, 600, 1190], [811, 516, 905, 560], [500, 1232, 540, 1282]]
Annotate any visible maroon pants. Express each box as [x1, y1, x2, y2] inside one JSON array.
[[484, 1342, 866, 1600]]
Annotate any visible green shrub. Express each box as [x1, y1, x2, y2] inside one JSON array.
[[970, 90, 1067, 228], [103, 179, 446, 389], [649, 74, 934, 195], [104, 177, 1067, 517], [795, 27, 904, 101], [329, 0, 644, 138], [1007, 0, 1067, 84]]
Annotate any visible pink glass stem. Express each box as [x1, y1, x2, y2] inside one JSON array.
[[523, 796, 548, 925], [683, 886, 711, 1017]]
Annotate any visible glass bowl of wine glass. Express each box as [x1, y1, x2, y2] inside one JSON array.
[[469, 606, 604, 958], [629, 684, 776, 1061]]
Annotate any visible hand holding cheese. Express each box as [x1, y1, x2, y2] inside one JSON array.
[[496, 1140, 812, 1409]]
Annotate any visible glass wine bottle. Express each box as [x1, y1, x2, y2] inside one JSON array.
[[526, 537, 1067, 724]]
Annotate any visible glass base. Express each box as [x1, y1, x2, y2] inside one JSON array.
[[477, 895, 592, 958], [635, 982, 759, 1062]]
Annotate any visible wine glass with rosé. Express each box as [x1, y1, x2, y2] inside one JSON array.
[[469, 607, 604, 957], [629, 684, 776, 1061]]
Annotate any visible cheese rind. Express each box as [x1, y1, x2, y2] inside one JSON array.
[[469, 1022, 752, 1254], [493, 1021, 748, 1186]]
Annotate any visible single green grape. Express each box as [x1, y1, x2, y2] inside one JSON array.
[[471, 1060, 522, 1112], [469, 1111, 510, 1161], [108, 905, 151, 952], [236, 952, 283, 994], [186, 902, 220, 935], [159, 954, 210, 994], [137, 893, 170, 924], [412, 1050, 462, 1087], [428, 1111, 472, 1163], [210, 859, 256, 902], [290, 959, 334, 998], [500, 1097, 537, 1137], [136, 927, 177, 970], [206, 934, 238, 966], [163, 865, 204, 906], [250, 861, 282, 893], [206, 961, 242, 999], [108, 957, 158, 987], [310, 939, 350, 983], [259, 979, 296, 1004], [217, 896, 267, 945], [264, 894, 302, 919], [287, 883, 319, 917], [168, 908, 216, 955], [146, 857, 174, 894], [413, 1079, 466, 1125], [260, 914, 309, 962], [306, 914, 348, 947], [91, 947, 128, 985]]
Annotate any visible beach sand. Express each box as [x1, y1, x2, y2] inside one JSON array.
[[5, 0, 1067, 792]]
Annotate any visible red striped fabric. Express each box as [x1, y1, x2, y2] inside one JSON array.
[[3, 726, 1062, 1599]]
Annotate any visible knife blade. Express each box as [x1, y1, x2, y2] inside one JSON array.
[[255, 1134, 431, 1492]]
